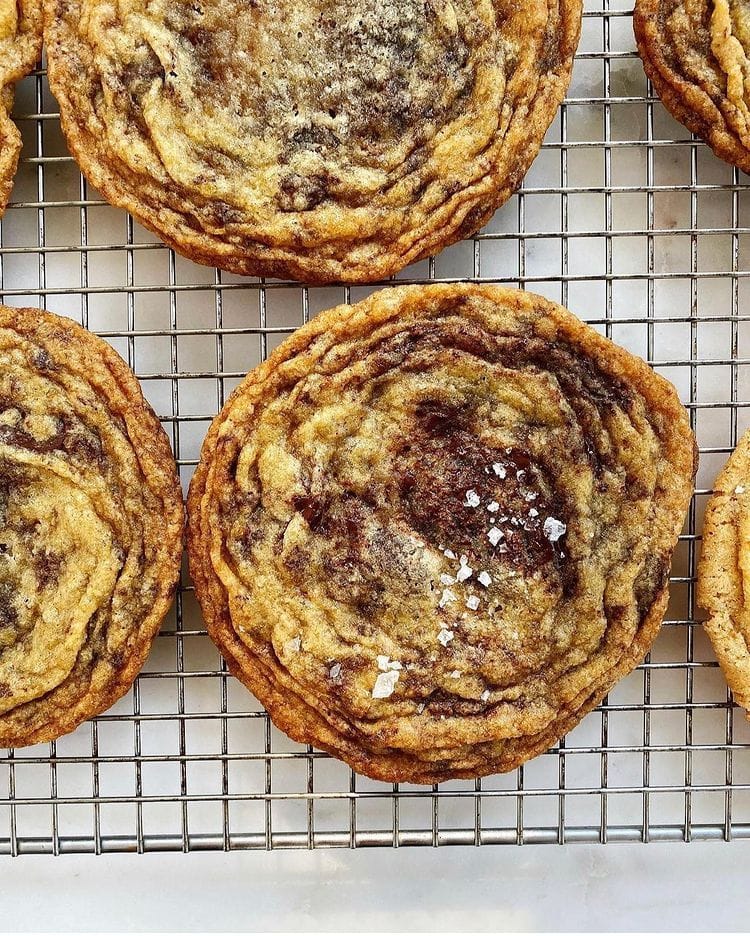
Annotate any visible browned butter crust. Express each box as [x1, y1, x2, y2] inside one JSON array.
[[0, 1, 42, 213], [634, 0, 750, 173], [187, 284, 697, 783], [698, 431, 750, 712], [43, 0, 582, 284], [0, 306, 184, 747]]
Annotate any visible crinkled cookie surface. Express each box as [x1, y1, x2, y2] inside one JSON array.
[[44, 0, 581, 283], [0, 307, 183, 747], [187, 284, 697, 782], [635, 0, 750, 172]]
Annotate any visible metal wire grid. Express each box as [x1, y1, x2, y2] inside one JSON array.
[[2, 0, 750, 854]]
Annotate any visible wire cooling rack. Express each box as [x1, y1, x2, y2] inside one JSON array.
[[2, 0, 750, 855]]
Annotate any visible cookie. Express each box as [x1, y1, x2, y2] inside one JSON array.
[[43, 0, 581, 284], [0, 306, 184, 747], [697, 431, 750, 711], [0, 1, 42, 213], [187, 284, 697, 783], [634, 0, 750, 173]]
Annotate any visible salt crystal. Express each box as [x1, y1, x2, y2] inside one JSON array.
[[285, 636, 301, 654], [444, 548, 457, 560], [372, 670, 400, 699], [464, 489, 481, 508], [478, 571, 492, 587], [440, 573, 456, 586], [456, 558, 473, 582], [543, 517, 567, 542], [488, 527, 503, 547], [466, 595, 480, 611], [450, 670, 461, 679], [528, 508, 539, 518], [481, 689, 490, 703], [329, 663, 342, 680], [417, 703, 425, 714], [487, 501, 500, 513], [377, 655, 402, 672], [492, 463, 507, 479], [736, 485, 746, 495], [438, 628, 454, 646], [439, 588, 458, 609]]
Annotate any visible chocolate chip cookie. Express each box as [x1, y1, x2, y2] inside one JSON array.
[[187, 284, 697, 782], [634, 0, 750, 172], [698, 430, 750, 712], [0, 1, 42, 213], [44, 0, 581, 284], [0, 306, 183, 747]]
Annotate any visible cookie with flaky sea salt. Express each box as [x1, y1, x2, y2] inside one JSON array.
[[0, 306, 183, 747], [187, 283, 697, 783], [635, 0, 750, 173], [0, 1, 42, 213], [43, 0, 582, 284], [698, 431, 750, 711]]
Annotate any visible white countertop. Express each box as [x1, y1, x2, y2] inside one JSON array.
[[1, 843, 746, 932]]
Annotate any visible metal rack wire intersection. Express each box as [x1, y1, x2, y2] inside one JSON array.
[[2, 1, 750, 853]]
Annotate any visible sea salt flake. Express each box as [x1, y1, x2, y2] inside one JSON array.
[[524, 491, 538, 502], [487, 501, 500, 513], [492, 463, 507, 479], [377, 655, 402, 672], [438, 628, 454, 646], [736, 485, 746, 495], [439, 588, 458, 608], [464, 489, 481, 508], [372, 670, 400, 699], [456, 561, 473, 582], [444, 548, 457, 560], [528, 508, 539, 518], [478, 571, 492, 587], [466, 595, 480, 611], [329, 663, 342, 680], [285, 636, 301, 654], [417, 703, 425, 714], [543, 517, 567, 542], [440, 573, 456, 586], [481, 689, 491, 703], [450, 670, 461, 679], [488, 527, 504, 547]]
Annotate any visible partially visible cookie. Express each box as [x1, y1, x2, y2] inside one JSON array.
[[43, 0, 582, 284], [0, 1, 42, 213], [698, 431, 750, 711], [634, 0, 750, 173], [0, 306, 184, 747], [187, 283, 696, 783]]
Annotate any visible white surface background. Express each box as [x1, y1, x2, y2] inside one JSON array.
[[1, 844, 749, 932]]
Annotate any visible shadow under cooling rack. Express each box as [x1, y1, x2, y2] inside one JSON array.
[[3, 1, 750, 853]]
